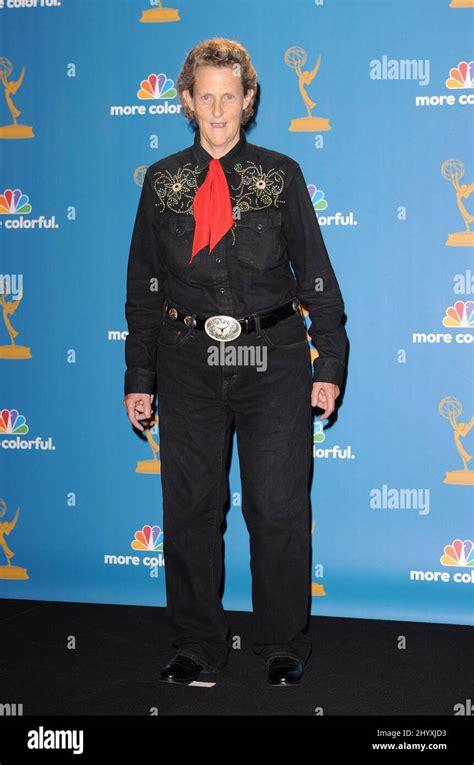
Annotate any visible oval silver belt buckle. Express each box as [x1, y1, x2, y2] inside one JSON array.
[[204, 315, 242, 342]]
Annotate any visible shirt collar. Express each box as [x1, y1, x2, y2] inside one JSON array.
[[191, 127, 247, 172]]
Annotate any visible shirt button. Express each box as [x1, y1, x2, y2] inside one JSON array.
[[256, 223, 263, 231], [219, 287, 225, 293], [215, 257, 221, 263]]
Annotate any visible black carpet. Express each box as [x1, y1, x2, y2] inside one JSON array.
[[1, 598, 472, 717]]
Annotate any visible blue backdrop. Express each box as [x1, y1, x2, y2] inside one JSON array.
[[1, 0, 473, 627]]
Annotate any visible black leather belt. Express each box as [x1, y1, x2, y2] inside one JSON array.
[[163, 297, 302, 337]]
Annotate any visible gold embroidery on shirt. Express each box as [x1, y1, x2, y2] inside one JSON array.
[[150, 158, 286, 250], [151, 163, 203, 215], [230, 162, 286, 213]]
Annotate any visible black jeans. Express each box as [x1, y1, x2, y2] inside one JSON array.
[[156, 299, 314, 672]]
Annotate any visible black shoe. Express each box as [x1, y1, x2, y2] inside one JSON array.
[[159, 654, 205, 684], [267, 656, 304, 686]]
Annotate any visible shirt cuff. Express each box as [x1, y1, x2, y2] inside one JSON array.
[[124, 368, 156, 396], [312, 358, 345, 390]]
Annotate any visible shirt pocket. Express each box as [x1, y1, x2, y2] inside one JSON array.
[[234, 210, 284, 271], [156, 214, 197, 272]]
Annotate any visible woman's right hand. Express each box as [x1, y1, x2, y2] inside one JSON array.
[[123, 393, 154, 431]]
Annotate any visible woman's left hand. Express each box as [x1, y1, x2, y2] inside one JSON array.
[[311, 382, 340, 419]]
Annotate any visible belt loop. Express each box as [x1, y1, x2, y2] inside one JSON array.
[[254, 313, 262, 338], [161, 297, 169, 318]]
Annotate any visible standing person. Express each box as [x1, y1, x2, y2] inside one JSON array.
[[123, 38, 348, 686]]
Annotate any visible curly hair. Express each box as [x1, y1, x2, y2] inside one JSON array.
[[177, 37, 258, 126]]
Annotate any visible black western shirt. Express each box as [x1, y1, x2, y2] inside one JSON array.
[[124, 127, 348, 395]]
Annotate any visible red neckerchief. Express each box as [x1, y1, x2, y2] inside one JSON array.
[[189, 157, 234, 264]]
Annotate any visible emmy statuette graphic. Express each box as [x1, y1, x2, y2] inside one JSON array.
[[135, 417, 161, 474], [449, 0, 474, 7], [441, 159, 474, 247], [438, 397, 474, 485], [0, 499, 29, 580], [0, 58, 34, 139], [0, 292, 32, 359], [139, 0, 180, 22], [285, 47, 331, 133]]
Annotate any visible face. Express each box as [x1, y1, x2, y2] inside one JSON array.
[[182, 65, 254, 154]]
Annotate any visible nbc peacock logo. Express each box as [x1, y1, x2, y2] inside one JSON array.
[[412, 299, 474, 344], [103, 525, 165, 573], [0, 187, 57, 230], [313, 420, 325, 447], [0, 188, 31, 215], [442, 300, 474, 327], [368, 56, 474, 106], [0, 408, 28, 435], [440, 538, 474, 568], [0, 408, 55, 450], [131, 524, 163, 552], [312, 417, 354, 461], [131, 524, 165, 571], [410, 538, 474, 584], [308, 183, 327, 213], [110, 73, 181, 118], [137, 73, 177, 100], [445, 61, 474, 90], [306, 183, 357, 227]]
